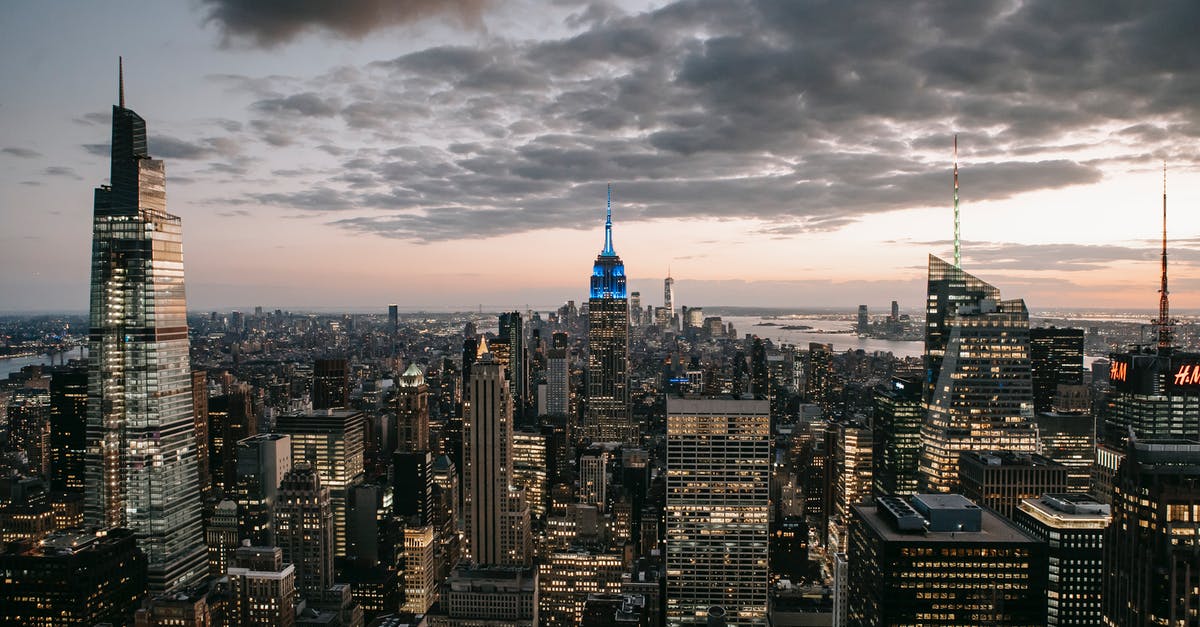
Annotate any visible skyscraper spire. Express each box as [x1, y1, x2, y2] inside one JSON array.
[[953, 134, 961, 269], [118, 56, 125, 109], [1157, 161, 1172, 350], [603, 182, 615, 256]]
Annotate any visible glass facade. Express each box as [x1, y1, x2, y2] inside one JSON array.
[[666, 398, 769, 626], [919, 298, 1038, 492], [83, 103, 206, 594], [924, 255, 1001, 403]]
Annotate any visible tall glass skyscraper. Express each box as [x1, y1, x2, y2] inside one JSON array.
[[666, 397, 770, 626], [919, 298, 1038, 492], [923, 255, 1000, 403], [83, 65, 207, 593], [587, 186, 632, 442]]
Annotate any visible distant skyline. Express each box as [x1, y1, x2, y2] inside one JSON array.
[[3, 1, 1200, 312]]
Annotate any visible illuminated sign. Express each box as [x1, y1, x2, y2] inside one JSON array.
[[1175, 364, 1200, 387], [1109, 360, 1127, 383]]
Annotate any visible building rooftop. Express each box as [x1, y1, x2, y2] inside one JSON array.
[[856, 495, 1036, 544], [1018, 494, 1110, 529], [960, 451, 1063, 468]]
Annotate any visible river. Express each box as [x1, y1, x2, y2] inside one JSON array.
[[0, 347, 87, 379], [721, 315, 925, 358]]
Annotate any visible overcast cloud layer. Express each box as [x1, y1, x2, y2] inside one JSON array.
[[171, 0, 1197, 245]]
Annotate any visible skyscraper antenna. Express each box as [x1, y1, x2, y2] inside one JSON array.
[[953, 134, 961, 268], [119, 56, 125, 108], [603, 183, 615, 255], [1157, 161, 1172, 350]]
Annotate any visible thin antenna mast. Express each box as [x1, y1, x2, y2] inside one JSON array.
[[1157, 162, 1172, 350], [953, 134, 961, 268], [119, 57, 125, 108]]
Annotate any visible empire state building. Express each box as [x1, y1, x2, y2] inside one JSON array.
[[83, 61, 207, 593], [586, 186, 633, 443]]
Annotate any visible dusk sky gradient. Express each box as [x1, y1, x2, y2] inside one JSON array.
[[3, 1, 1200, 313]]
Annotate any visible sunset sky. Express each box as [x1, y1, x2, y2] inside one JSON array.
[[2, 1, 1199, 313]]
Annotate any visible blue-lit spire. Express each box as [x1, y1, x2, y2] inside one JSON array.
[[602, 183, 615, 256], [590, 183, 626, 299]]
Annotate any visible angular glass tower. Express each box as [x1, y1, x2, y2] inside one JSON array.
[[84, 64, 207, 593], [586, 186, 632, 442], [923, 255, 1000, 403]]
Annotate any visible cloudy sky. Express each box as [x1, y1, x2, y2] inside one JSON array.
[[2, 0, 1199, 313]]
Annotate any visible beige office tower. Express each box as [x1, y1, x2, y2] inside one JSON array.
[[401, 524, 439, 613], [538, 550, 625, 626], [666, 397, 769, 626], [226, 545, 298, 627], [919, 298, 1038, 492], [465, 345, 530, 567]]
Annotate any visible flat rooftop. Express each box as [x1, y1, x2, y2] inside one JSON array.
[[855, 499, 1037, 545]]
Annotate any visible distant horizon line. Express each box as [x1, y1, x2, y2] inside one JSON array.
[[0, 305, 1189, 317]]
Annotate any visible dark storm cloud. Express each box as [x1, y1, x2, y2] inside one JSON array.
[[219, 0, 1198, 243], [201, 0, 489, 47], [43, 166, 82, 180], [2, 147, 41, 159], [252, 93, 341, 117]]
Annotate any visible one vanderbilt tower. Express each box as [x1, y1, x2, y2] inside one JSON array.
[[586, 185, 633, 443], [84, 60, 207, 593]]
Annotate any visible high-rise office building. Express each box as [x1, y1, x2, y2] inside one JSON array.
[[587, 187, 633, 443], [388, 304, 399, 333], [393, 449, 434, 526], [1013, 494, 1110, 627], [666, 397, 769, 626], [663, 274, 675, 331], [831, 421, 872, 553], [465, 344, 530, 567], [234, 433, 292, 546], [226, 545, 298, 627], [49, 365, 87, 492], [923, 255, 1001, 403], [209, 383, 256, 493], [276, 461, 335, 598], [1103, 438, 1200, 626], [1097, 350, 1200, 477], [512, 430, 548, 520], [847, 494, 1047, 626], [919, 298, 1038, 492], [401, 523, 439, 614], [312, 358, 350, 410], [856, 305, 868, 334], [539, 550, 626, 626], [191, 370, 212, 501], [500, 312, 529, 422], [579, 448, 610, 512], [396, 363, 430, 453], [547, 340, 570, 418], [275, 409, 366, 556], [0, 528, 147, 626], [440, 565, 538, 626], [957, 451, 1070, 520], [1036, 410, 1095, 491], [1030, 327, 1085, 415], [83, 67, 207, 593], [206, 499, 240, 577], [872, 375, 923, 497]]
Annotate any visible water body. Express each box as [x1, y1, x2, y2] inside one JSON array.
[[0, 347, 87, 379], [722, 315, 925, 358]]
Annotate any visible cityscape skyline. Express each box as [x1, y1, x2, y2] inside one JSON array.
[[4, 2, 1200, 312]]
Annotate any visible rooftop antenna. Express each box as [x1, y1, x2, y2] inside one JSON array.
[[603, 183, 615, 255], [953, 134, 961, 268], [1157, 161, 1173, 351], [118, 56, 125, 108]]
